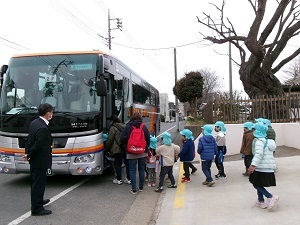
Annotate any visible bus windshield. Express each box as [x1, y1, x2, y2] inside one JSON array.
[[1, 54, 100, 115]]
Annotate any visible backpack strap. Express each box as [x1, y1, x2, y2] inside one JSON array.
[[113, 124, 123, 132], [263, 138, 268, 149], [112, 124, 124, 151], [131, 123, 144, 130]]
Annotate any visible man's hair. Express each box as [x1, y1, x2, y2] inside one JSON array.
[[131, 112, 142, 121], [38, 103, 53, 116]]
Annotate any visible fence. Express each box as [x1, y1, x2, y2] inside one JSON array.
[[201, 93, 300, 124]]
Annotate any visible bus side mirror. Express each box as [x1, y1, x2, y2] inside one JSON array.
[[96, 76, 107, 96], [0, 65, 8, 89], [1, 65, 8, 74], [99, 55, 105, 76]]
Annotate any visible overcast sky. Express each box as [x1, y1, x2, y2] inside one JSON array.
[[1, 0, 298, 102]]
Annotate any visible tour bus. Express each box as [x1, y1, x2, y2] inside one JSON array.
[[0, 50, 160, 175]]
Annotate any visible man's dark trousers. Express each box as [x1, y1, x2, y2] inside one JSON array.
[[31, 167, 47, 212]]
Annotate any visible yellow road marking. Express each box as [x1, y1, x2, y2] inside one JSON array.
[[174, 163, 185, 208]]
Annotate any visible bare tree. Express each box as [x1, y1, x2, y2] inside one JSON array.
[[200, 68, 222, 103], [197, 0, 300, 97], [283, 56, 300, 83]]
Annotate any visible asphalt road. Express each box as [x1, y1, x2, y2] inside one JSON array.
[[0, 121, 184, 225]]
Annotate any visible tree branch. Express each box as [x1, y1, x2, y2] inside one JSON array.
[[247, 0, 257, 14], [263, 0, 295, 61], [244, 0, 267, 59], [272, 47, 300, 74], [259, 0, 290, 45], [264, 20, 300, 70]]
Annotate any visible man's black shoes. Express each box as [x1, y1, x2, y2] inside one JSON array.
[[31, 209, 52, 216], [42, 199, 50, 205]]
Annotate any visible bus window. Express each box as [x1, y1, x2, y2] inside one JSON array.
[[114, 73, 123, 117], [133, 83, 150, 104]]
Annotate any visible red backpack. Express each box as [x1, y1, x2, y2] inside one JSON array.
[[127, 123, 146, 154]]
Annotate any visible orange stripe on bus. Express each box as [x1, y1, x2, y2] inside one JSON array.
[[149, 108, 157, 133], [0, 143, 104, 155]]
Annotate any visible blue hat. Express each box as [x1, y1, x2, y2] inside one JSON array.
[[162, 132, 172, 146], [262, 118, 271, 127], [103, 133, 108, 142], [201, 125, 213, 136], [180, 129, 194, 140], [243, 122, 254, 130], [253, 122, 268, 138], [255, 118, 264, 123], [150, 135, 157, 149], [215, 121, 226, 133]]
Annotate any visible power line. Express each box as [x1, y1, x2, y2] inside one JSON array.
[[112, 40, 207, 50], [65, 0, 107, 35], [0, 36, 30, 50], [47, 0, 106, 44]]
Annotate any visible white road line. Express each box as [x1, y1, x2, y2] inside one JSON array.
[[157, 125, 176, 137], [157, 122, 182, 138], [8, 176, 92, 225]]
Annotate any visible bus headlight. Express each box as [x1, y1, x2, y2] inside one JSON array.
[[74, 154, 95, 163], [0, 166, 9, 173], [85, 167, 92, 173], [0, 155, 11, 162]]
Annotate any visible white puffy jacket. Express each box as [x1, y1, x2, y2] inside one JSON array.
[[251, 138, 276, 170]]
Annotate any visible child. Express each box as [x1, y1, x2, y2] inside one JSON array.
[[248, 122, 279, 210], [197, 125, 218, 187], [146, 136, 158, 187], [214, 121, 227, 179], [103, 133, 116, 179], [155, 132, 180, 193], [178, 129, 196, 183], [262, 119, 276, 141], [240, 122, 254, 176]]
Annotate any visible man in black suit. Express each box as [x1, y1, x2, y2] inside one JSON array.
[[23, 103, 53, 216]]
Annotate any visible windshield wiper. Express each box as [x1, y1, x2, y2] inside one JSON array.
[[51, 60, 74, 74], [3, 107, 38, 122]]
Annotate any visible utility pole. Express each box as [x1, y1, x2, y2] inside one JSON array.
[[228, 30, 233, 99], [174, 48, 179, 132], [98, 9, 122, 50], [108, 10, 112, 50]]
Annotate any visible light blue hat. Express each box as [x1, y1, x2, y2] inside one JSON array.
[[215, 121, 226, 133], [243, 122, 254, 130], [180, 129, 194, 140], [255, 118, 264, 123], [150, 135, 158, 149], [253, 122, 268, 138], [162, 132, 172, 146], [262, 118, 271, 127], [103, 133, 108, 142], [201, 125, 213, 136]]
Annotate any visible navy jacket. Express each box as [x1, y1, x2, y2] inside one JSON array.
[[197, 135, 218, 161], [178, 139, 195, 162], [119, 119, 150, 154], [25, 117, 52, 169]]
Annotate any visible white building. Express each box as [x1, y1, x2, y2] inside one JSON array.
[[178, 101, 185, 119], [159, 93, 170, 122]]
